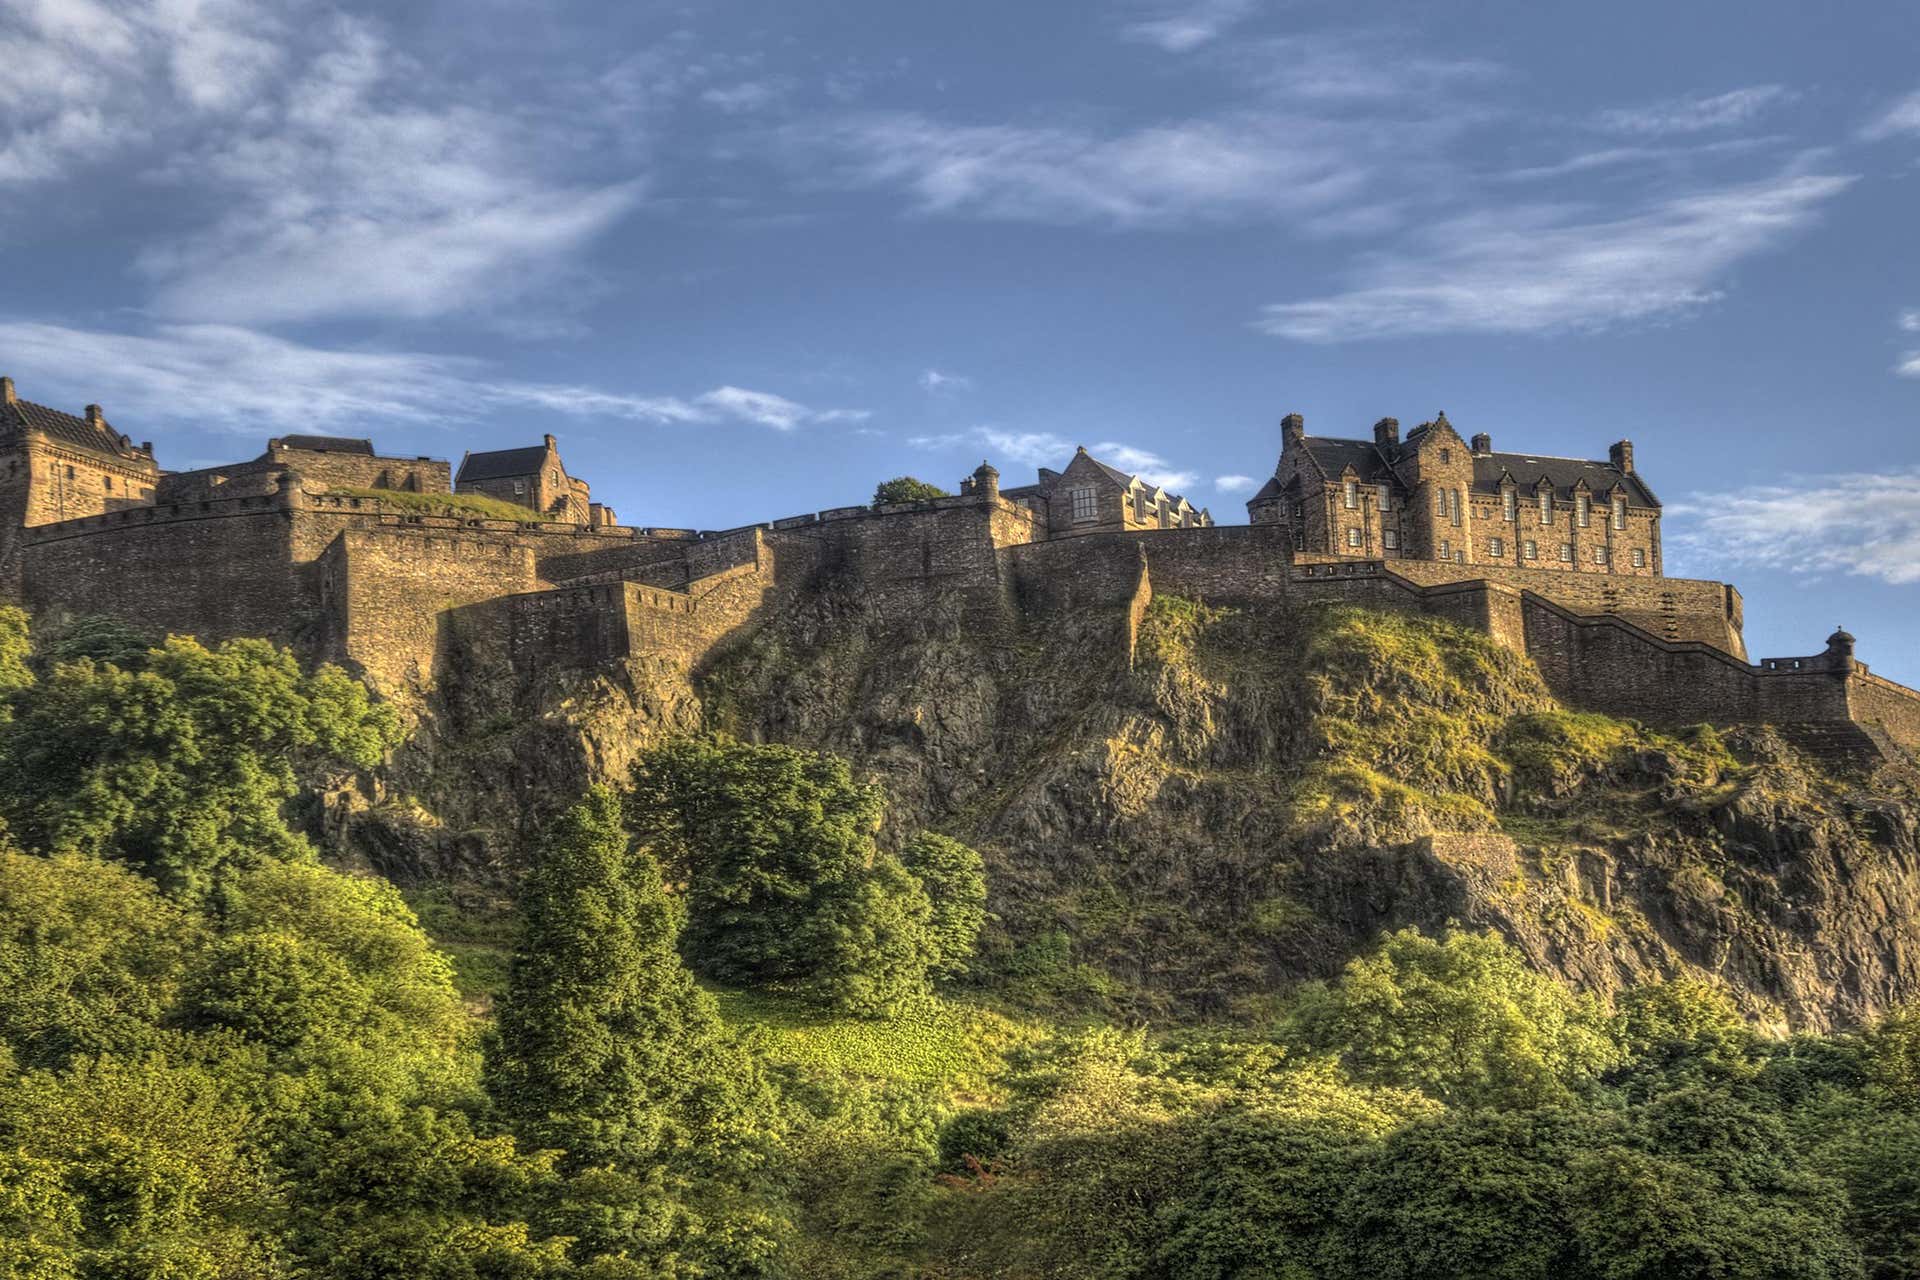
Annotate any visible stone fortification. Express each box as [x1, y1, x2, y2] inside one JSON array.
[[0, 382, 1915, 763]]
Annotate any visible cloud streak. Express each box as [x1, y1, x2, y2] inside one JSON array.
[[1121, 0, 1259, 53], [0, 322, 861, 435], [1594, 86, 1791, 136], [1258, 170, 1853, 341], [1669, 471, 1920, 586]]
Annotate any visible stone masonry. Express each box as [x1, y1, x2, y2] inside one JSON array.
[[1, 378, 1915, 760]]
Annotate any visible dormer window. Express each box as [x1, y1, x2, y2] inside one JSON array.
[[1540, 491, 1554, 525], [1612, 497, 1626, 530], [1576, 494, 1590, 528], [1343, 479, 1358, 509], [1502, 488, 1516, 522], [1377, 483, 1391, 510]]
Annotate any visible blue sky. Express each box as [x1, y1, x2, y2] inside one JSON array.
[[3, 0, 1919, 676]]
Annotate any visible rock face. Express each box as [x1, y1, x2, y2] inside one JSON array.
[[339, 571, 1920, 1032]]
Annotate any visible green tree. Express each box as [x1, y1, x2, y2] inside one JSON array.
[[0, 605, 33, 701], [1286, 927, 1620, 1109], [0, 848, 199, 1069], [871, 476, 951, 507], [900, 832, 988, 979], [0, 636, 400, 896], [628, 735, 940, 1015]]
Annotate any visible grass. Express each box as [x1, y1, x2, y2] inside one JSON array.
[[327, 486, 559, 522], [711, 986, 1051, 1100], [402, 885, 519, 1007]]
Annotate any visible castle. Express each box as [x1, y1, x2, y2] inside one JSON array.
[[3, 373, 1917, 762]]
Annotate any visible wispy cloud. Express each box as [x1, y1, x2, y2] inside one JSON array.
[[1121, 0, 1259, 54], [1670, 471, 1920, 586], [0, 321, 860, 434], [1862, 89, 1920, 140], [1214, 473, 1256, 492], [1258, 169, 1853, 341], [1594, 86, 1792, 136], [1897, 309, 1920, 378], [920, 368, 973, 391]]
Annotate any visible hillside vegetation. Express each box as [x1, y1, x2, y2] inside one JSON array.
[[7, 598, 1920, 1275]]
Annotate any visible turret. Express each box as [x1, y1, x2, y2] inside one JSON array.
[[972, 459, 1000, 504], [1826, 626, 1856, 672]]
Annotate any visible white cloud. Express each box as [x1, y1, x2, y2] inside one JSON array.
[[1900, 309, 1920, 333], [920, 368, 973, 391], [1669, 471, 1920, 586], [0, 321, 857, 435], [1258, 170, 1853, 341], [1594, 86, 1791, 136], [132, 16, 644, 325], [1121, 0, 1258, 54], [1214, 473, 1256, 492], [955, 428, 1197, 491], [1863, 89, 1920, 141]]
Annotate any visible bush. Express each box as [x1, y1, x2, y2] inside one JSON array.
[[871, 477, 951, 507]]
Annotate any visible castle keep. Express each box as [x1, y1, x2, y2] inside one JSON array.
[[2, 376, 1915, 760]]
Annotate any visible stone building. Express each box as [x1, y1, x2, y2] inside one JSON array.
[[997, 445, 1213, 537], [1247, 412, 1660, 576], [157, 435, 451, 504], [456, 434, 607, 524], [0, 377, 160, 587]]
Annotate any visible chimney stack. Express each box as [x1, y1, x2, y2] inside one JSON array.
[[1, 376, 14, 405], [543, 433, 557, 450], [1471, 432, 1491, 455], [1609, 440, 1634, 474], [1373, 417, 1400, 448], [85, 404, 104, 428], [1281, 412, 1306, 444]]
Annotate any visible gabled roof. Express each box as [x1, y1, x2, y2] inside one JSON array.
[[1292, 433, 1658, 507], [278, 435, 373, 454], [457, 445, 550, 483], [2, 395, 151, 464]]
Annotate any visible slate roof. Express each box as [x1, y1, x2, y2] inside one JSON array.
[[457, 445, 550, 483], [2, 396, 149, 463], [278, 435, 373, 454], [1295, 435, 1659, 508]]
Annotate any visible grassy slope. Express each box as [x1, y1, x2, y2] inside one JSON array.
[[328, 486, 559, 522]]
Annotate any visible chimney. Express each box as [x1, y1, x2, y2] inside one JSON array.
[[1609, 440, 1634, 474], [1281, 412, 1306, 444], [1471, 432, 1491, 455], [1373, 417, 1400, 448], [1, 376, 14, 405], [543, 433, 557, 450], [140, 442, 152, 454], [85, 404, 105, 428]]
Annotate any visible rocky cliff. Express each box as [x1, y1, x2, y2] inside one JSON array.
[[335, 571, 1920, 1033]]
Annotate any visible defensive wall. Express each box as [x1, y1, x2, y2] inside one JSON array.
[[11, 473, 1920, 761]]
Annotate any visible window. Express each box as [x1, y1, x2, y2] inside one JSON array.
[[1557, 543, 1572, 562], [1576, 494, 1590, 528], [1439, 538, 1451, 559], [1439, 448, 1451, 464], [104, 477, 112, 491], [1488, 536, 1504, 557], [1292, 501, 1304, 521], [512, 480, 526, 496], [1594, 546, 1610, 565], [65, 466, 75, 480], [1343, 479, 1358, 509], [1613, 498, 1627, 530], [1383, 529, 1399, 550], [1632, 547, 1646, 568], [1523, 540, 1538, 560], [1540, 491, 1554, 525], [1377, 484, 1391, 510], [1502, 488, 1516, 522], [1455, 550, 1466, 564], [1070, 487, 1097, 523], [1347, 527, 1363, 548]]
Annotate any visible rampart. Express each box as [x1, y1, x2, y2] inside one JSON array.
[[10, 474, 1920, 763]]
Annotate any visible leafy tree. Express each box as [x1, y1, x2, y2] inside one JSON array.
[[871, 476, 951, 506], [628, 735, 941, 1015], [1865, 1004, 1920, 1106], [0, 1053, 286, 1277], [486, 786, 789, 1269], [1285, 927, 1620, 1109], [901, 832, 988, 979], [0, 605, 33, 701], [0, 848, 199, 1069], [30, 613, 153, 673], [0, 636, 401, 896]]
